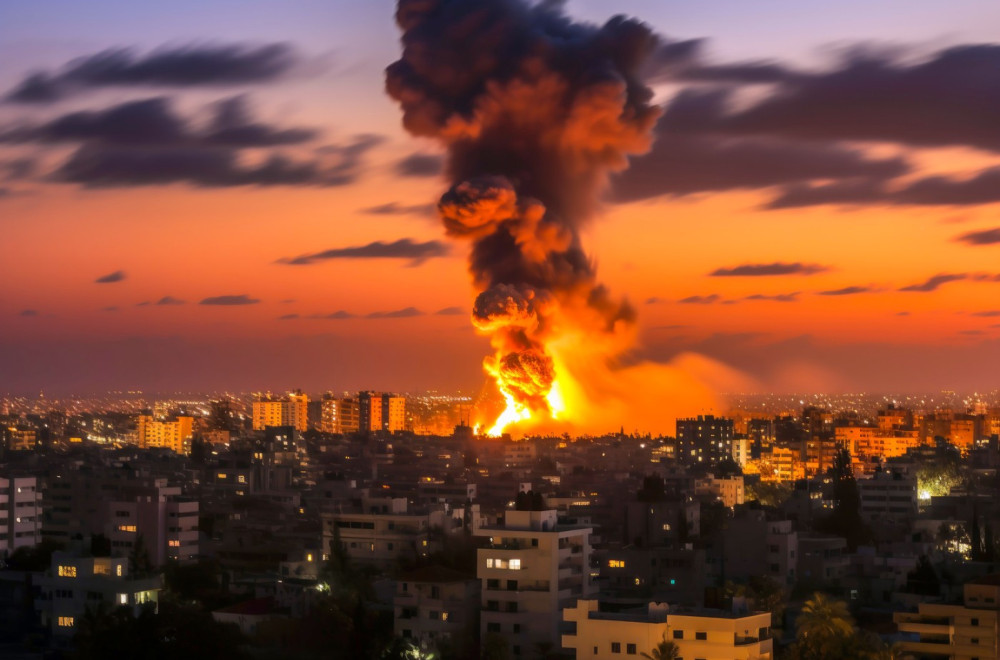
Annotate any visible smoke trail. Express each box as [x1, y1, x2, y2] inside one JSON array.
[[387, 0, 668, 423]]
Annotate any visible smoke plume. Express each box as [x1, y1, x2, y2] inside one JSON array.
[[388, 0, 732, 432]]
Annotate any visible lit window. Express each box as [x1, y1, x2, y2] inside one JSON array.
[[441, 612, 449, 621], [118, 525, 137, 533], [116, 565, 122, 577], [58, 565, 77, 578], [58, 616, 74, 627], [608, 560, 625, 568], [118, 593, 128, 605], [486, 558, 494, 568], [237, 475, 246, 484], [307, 553, 314, 562], [217, 473, 227, 479], [168, 540, 180, 547], [509, 559, 521, 570]]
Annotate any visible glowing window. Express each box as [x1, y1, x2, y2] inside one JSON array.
[[116, 565, 122, 577], [237, 475, 246, 484], [118, 593, 128, 604], [441, 612, 449, 621], [509, 559, 521, 570], [486, 558, 494, 568], [168, 540, 180, 547], [58, 616, 74, 627], [217, 473, 227, 479], [57, 565, 77, 578], [118, 525, 137, 533], [608, 560, 625, 568]]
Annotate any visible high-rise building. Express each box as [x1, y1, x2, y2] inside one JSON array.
[[358, 392, 406, 433], [475, 509, 594, 656], [675, 415, 735, 465], [252, 391, 308, 432], [136, 415, 193, 454]]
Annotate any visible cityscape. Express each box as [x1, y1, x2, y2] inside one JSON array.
[[3, 0, 1000, 659]]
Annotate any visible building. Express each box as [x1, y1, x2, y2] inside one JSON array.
[[475, 509, 594, 657], [394, 565, 480, 656], [43, 472, 198, 565], [895, 575, 1000, 658], [696, 475, 745, 508], [0, 474, 42, 557], [252, 391, 308, 432], [358, 391, 406, 433], [38, 552, 161, 641], [322, 497, 446, 570], [858, 470, 918, 525], [562, 599, 773, 660], [136, 414, 193, 454], [722, 510, 797, 587], [676, 416, 735, 465]]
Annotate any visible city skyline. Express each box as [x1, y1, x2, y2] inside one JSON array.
[[4, 0, 1000, 399]]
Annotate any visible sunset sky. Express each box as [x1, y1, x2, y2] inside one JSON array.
[[3, 0, 1000, 396]]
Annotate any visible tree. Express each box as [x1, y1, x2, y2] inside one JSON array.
[[787, 592, 856, 660], [481, 632, 510, 660], [641, 635, 680, 660], [128, 532, 153, 576], [815, 449, 872, 550]]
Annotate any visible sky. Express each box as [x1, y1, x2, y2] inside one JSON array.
[[2, 0, 1000, 397]]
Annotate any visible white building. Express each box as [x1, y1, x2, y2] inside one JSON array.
[[475, 509, 593, 657], [563, 599, 773, 660], [38, 552, 161, 640], [0, 474, 42, 557]]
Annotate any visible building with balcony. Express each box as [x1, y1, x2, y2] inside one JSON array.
[[894, 575, 1000, 659], [475, 509, 593, 657], [321, 497, 447, 570], [562, 599, 773, 660]]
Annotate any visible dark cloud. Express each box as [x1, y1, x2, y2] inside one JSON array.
[[1, 157, 36, 180], [613, 129, 907, 202], [156, 296, 185, 305], [136, 301, 150, 307], [895, 167, 1000, 206], [897, 311, 910, 316], [199, 294, 260, 306], [899, 273, 967, 292], [678, 294, 721, 304], [7, 43, 300, 103], [19, 309, 39, 317], [818, 286, 873, 296], [101, 306, 119, 312], [960, 330, 985, 336], [3, 97, 380, 189], [710, 262, 829, 277], [972, 310, 1000, 317], [644, 297, 664, 304], [396, 152, 444, 177], [644, 38, 795, 85], [277, 313, 299, 320], [366, 307, 423, 319], [279, 238, 449, 266], [956, 227, 1000, 246], [17, 96, 317, 148], [659, 44, 1000, 153], [766, 179, 887, 209], [310, 310, 356, 320], [745, 292, 800, 302], [203, 96, 317, 146], [95, 270, 126, 283], [435, 306, 464, 316], [56, 143, 366, 188], [361, 201, 436, 216]]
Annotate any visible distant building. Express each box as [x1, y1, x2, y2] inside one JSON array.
[[136, 414, 193, 454], [475, 509, 594, 656], [676, 415, 735, 465], [252, 391, 308, 432], [358, 391, 406, 433], [322, 497, 445, 570], [562, 599, 773, 660], [858, 469, 918, 524], [0, 474, 42, 557], [722, 510, 797, 587]]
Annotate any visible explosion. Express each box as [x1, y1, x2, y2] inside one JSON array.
[[387, 0, 739, 436]]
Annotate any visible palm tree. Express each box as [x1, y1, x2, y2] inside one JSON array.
[[641, 633, 680, 660], [795, 592, 855, 642]]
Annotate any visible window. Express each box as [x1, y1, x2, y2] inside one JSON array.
[[513, 624, 521, 633], [431, 586, 440, 598], [401, 582, 408, 592], [58, 616, 74, 627], [507, 580, 517, 591], [611, 642, 621, 653], [487, 579, 500, 590], [506, 602, 518, 613], [487, 558, 494, 568], [441, 612, 449, 621], [117, 525, 137, 532], [168, 540, 180, 547], [430, 611, 440, 620], [608, 560, 625, 568], [695, 632, 707, 640], [487, 623, 501, 633], [509, 559, 521, 570], [118, 594, 128, 604], [627, 644, 637, 655], [116, 564, 122, 577], [972, 618, 980, 626], [673, 630, 683, 639], [57, 565, 76, 578]]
